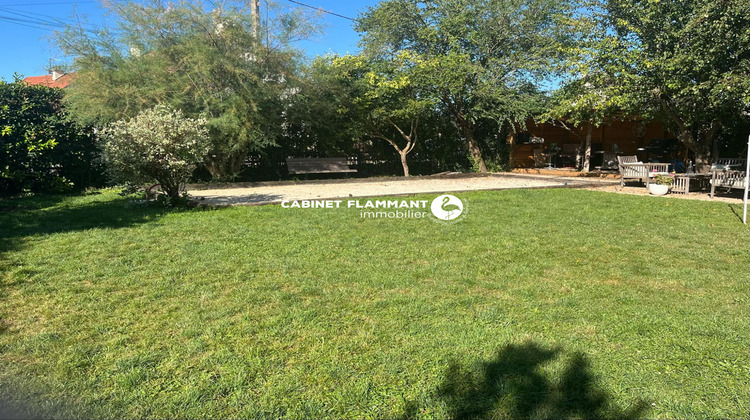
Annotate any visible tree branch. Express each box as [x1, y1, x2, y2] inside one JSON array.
[[386, 115, 412, 144]]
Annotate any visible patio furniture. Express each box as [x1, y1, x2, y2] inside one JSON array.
[[712, 158, 746, 170], [560, 143, 580, 167], [533, 149, 546, 168], [671, 173, 711, 194], [641, 138, 679, 163], [541, 144, 561, 169], [601, 152, 620, 170], [617, 155, 638, 166], [710, 169, 747, 198], [617, 155, 670, 187], [708, 157, 747, 198]]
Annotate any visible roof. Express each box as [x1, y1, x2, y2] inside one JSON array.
[[23, 73, 74, 89]]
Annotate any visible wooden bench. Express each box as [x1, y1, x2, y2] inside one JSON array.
[[617, 155, 670, 187], [285, 157, 357, 176], [713, 158, 746, 169], [709, 170, 746, 197], [709, 158, 747, 198]]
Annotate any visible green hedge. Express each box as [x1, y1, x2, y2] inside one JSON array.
[[0, 78, 104, 195]]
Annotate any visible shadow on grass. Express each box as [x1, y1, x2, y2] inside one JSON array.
[[0, 376, 92, 420], [0, 193, 166, 258], [404, 343, 649, 420], [727, 203, 745, 223], [191, 192, 284, 205]]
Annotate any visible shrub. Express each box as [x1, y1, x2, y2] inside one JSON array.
[[0, 79, 103, 195], [651, 173, 675, 186], [102, 106, 210, 204]]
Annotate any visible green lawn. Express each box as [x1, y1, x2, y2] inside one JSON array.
[[0, 188, 747, 419]]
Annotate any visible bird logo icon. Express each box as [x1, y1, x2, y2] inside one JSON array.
[[430, 194, 465, 221]]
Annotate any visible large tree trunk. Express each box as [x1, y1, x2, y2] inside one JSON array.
[[445, 99, 487, 173], [582, 122, 593, 173], [205, 160, 223, 180], [507, 130, 517, 169], [400, 152, 410, 177], [205, 151, 247, 181], [660, 96, 721, 173], [228, 152, 246, 179], [678, 129, 717, 173], [463, 124, 488, 173], [693, 146, 713, 173], [577, 134, 584, 170]]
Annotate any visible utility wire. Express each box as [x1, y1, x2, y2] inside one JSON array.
[[0, 14, 67, 29], [284, 0, 356, 21], [0, 0, 356, 33], [0, 15, 57, 30], [0, 14, 101, 33], [0, 1, 98, 6], [0, 6, 107, 34], [0, 7, 75, 27]]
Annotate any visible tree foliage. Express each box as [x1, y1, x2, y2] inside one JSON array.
[[279, 56, 363, 159], [56, 0, 319, 180], [0, 78, 102, 195], [102, 106, 210, 203], [323, 53, 436, 176], [585, 0, 750, 168], [544, 72, 624, 171], [355, 0, 576, 172], [283, 56, 469, 177]]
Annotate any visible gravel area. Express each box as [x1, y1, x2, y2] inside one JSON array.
[[587, 184, 745, 203], [188, 173, 613, 206], [187, 172, 744, 206]]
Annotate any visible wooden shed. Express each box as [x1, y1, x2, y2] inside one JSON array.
[[509, 119, 670, 169]]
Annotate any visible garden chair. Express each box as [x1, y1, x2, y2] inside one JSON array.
[[617, 155, 670, 187]]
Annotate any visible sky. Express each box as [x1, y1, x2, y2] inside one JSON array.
[[0, 0, 380, 81]]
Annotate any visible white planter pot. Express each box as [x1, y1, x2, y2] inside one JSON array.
[[648, 184, 669, 196]]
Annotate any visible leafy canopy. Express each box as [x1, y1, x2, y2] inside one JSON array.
[[0, 77, 101, 195], [56, 0, 320, 179], [586, 0, 750, 159], [355, 0, 577, 171], [325, 53, 436, 175]]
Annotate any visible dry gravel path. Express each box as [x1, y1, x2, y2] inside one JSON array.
[[187, 173, 614, 206], [187, 172, 744, 206]]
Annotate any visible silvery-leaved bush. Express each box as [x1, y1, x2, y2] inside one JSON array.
[[102, 106, 210, 204]]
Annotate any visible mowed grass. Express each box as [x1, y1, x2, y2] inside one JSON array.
[[0, 188, 747, 419]]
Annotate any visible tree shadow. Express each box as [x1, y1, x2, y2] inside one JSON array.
[[191, 192, 285, 206], [0, 377, 91, 419], [407, 343, 649, 419], [727, 203, 745, 223], [0, 193, 166, 259]]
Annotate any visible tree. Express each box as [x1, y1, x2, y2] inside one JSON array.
[[279, 56, 363, 160], [545, 74, 620, 172], [102, 106, 210, 204], [589, 0, 750, 170], [56, 0, 319, 180], [327, 53, 435, 176], [355, 0, 576, 172], [0, 77, 102, 195], [285, 55, 464, 177]]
